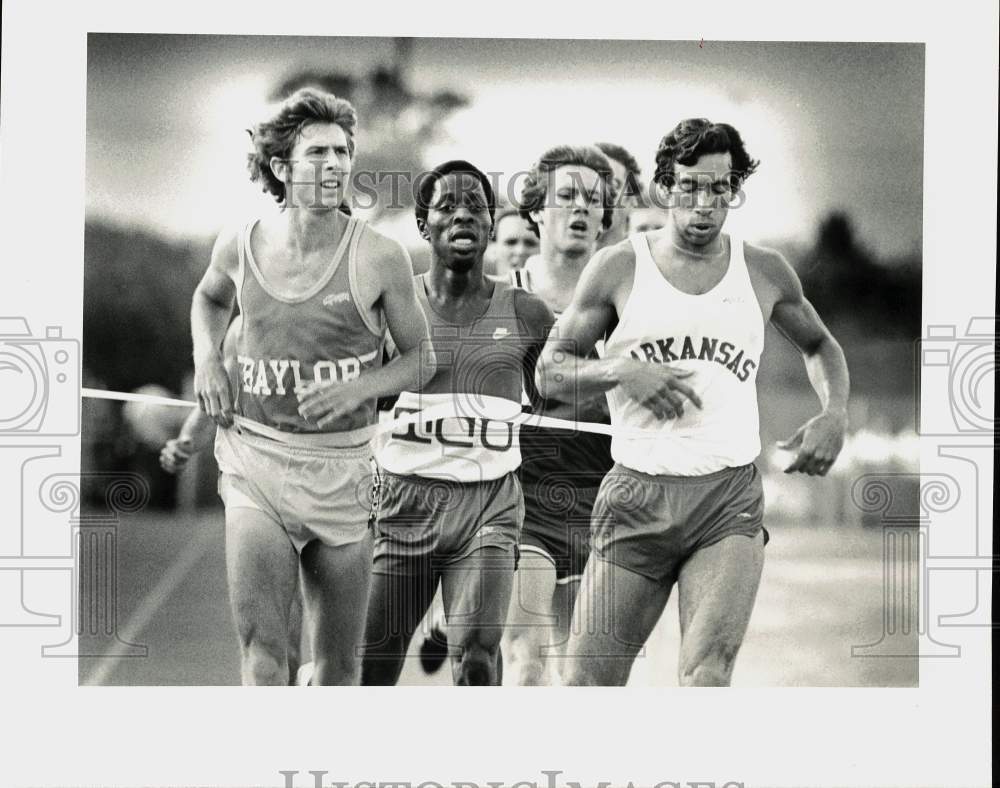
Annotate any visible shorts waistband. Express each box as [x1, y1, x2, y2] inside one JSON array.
[[230, 416, 373, 458], [379, 469, 516, 487], [612, 461, 754, 484]]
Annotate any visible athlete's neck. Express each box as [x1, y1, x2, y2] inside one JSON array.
[[537, 236, 594, 286], [668, 225, 726, 259], [426, 257, 490, 301], [282, 206, 348, 256]]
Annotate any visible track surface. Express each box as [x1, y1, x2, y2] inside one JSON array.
[[78, 509, 917, 687]]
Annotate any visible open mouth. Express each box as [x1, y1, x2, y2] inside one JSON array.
[[449, 230, 478, 249], [568, 219, 589, 233], [320, 179, 341, 189]]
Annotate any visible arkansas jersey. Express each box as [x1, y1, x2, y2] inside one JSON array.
[[601, 234, 765, 475]]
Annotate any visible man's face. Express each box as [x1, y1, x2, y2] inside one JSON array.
[[669, 151, 737, 247], [628, 206, 671, 234], [419, 172, 493, 271], [492, 213, 539, 273], [275, 122, 353, 211], [599, 157, 635, 247], [531, 164, 606, 257]]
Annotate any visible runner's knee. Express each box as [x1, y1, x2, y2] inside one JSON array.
[[560, 659, 602, 686], [679, 651, 736, 687], [512, 655, 547, 686], [455, 642, 497, 685], [561, 652, 632, 686], [234, 611, 285, 651], [242, 644, 286, 686], [502, 628, 547, 684], [313, 654, 360, 686]]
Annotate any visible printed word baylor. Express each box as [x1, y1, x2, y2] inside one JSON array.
[[237, 349, 380, 396]]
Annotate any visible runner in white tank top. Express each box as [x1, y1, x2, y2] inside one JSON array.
[[190, 89, 434, 686], [602, 231, 764, 475], [536, 119, 850, 687]]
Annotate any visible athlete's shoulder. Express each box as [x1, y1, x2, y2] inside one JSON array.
[[596, 236, 637, 269], [742, 240, 801, 295], [742, 239, 786, 266], [356, 220, 410, 263], [209, 220, 250, 275], [578, 237, 636, 295], [510, 282, 555, 332], [355, 221, 416, 295]]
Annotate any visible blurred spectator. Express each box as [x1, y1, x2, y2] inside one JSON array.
[[799, 212, 920, 340], [489, 206, 539, 277], [627, 184, 671, 235]]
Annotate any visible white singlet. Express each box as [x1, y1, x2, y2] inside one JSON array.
[[374, 277, 527, 482], [601, 233, 765, 476]]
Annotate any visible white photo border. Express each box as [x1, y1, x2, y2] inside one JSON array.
[[0, 1, 994, 787]]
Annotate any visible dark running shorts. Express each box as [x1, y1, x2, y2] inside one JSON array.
[[518, 424, 612, 584], [591, 462, 768, 585], [373, 470, 523, 576], [519, 481, 600, 584]]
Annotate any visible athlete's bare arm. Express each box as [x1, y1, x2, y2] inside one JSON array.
[[514, 282, 610, 424], [162, 316, 241, 473], [512, 288, 557, 406], [536, 247, 702, 420], [298, 235, 436, 428], [752, 245, 849, 475], [191, 228, 239, 427], [160, 408, 215, 474]]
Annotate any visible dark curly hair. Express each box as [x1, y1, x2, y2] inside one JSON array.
[[414, 159, 497, 230], [653, 119, 759, 189], [518, 145, 617, 237], [246, 87, 358, 204], [595, 141, 643, 199]]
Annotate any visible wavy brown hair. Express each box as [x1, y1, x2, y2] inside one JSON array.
[[246, 87, 358, 204], [518, 145, 617, 237]]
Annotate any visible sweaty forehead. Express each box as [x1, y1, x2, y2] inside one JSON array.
[[431, 171, 487, 202], [674, 151, 734, 180]]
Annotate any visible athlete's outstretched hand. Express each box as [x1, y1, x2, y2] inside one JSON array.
[[618, 360, 703, 420], [777, 409, 847, 475], [160, 437, 195, 474], [193, 353, 233, 428], [297, 381, 366, 430]]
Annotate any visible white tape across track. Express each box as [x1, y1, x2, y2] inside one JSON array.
[[81, 387, 659, 439]]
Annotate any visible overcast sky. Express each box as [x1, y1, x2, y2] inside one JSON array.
[[86, 35, 923, 258]]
